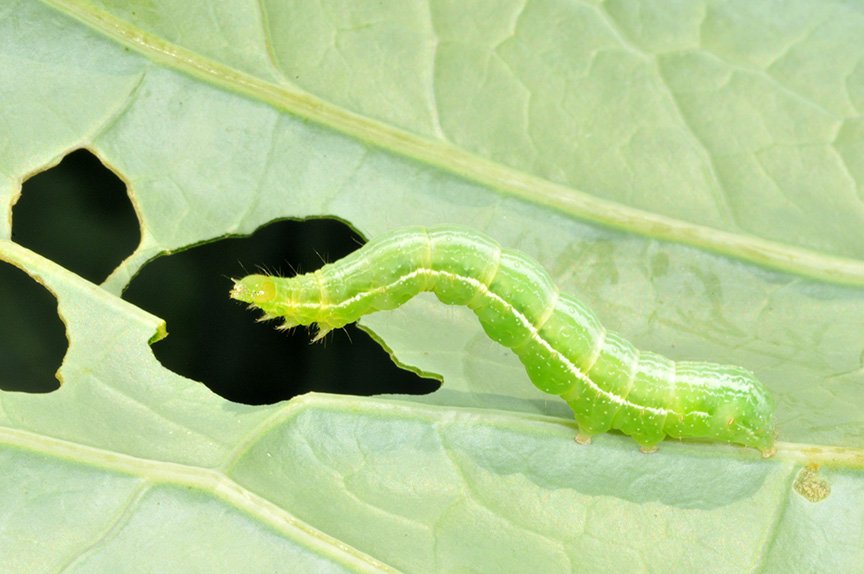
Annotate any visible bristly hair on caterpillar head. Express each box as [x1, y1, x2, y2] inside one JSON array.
[[230, 275, 275, 306], [230, 274, 338, 342]]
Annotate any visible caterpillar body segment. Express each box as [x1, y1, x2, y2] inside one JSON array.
[[231, 226, 776, 455]]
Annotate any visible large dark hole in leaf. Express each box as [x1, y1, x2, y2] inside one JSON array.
[[0, 262, 65, 393], [123, 219, 439, 405], [14, 149, 140, 284]]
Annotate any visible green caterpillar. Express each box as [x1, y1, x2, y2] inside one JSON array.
[[231, 226, 776, 456]]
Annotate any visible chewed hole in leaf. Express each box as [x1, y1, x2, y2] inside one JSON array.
[[14, 149, 140, 284], [0, 262, 65, 393], [122, 218, 439, 405]]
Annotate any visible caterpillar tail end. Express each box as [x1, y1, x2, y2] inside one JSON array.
[[750, 428, 778, 458]]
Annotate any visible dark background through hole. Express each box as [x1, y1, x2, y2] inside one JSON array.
[[13, 149, 140, 284], [123, 218, 439, 404], [3, 148, 138, 392], [8, 149, 438, 402], [0, 262, 65, 393]]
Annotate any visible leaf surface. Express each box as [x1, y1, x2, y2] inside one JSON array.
[[2, 0, 864, 571]]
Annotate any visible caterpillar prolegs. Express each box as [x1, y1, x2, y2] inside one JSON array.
[[231, 226, 776, 456]]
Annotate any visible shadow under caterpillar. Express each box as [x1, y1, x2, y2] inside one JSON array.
[[231, 226, 776, 456]]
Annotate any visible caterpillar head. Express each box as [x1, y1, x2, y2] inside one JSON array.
[[230, 273, 333, 338], [230, 274, 276, 306], [231, 274, 301, 328]]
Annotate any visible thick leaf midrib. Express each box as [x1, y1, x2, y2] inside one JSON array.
[[40, 0, 864, 287], [2, 393, 863, 477]]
